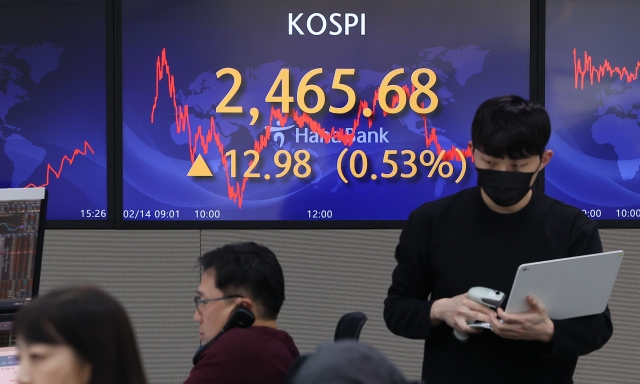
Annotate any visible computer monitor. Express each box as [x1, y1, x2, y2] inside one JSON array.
[[0, 188, 47, 316], [0, 346, 18, 383], [0, 321, 14, 349]]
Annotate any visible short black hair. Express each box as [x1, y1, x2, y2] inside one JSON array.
[[471, 95, 551, 159], [15, 285, 148, 384], [199, 242, 285, 320]]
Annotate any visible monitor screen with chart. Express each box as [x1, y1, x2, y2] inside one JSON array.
[[545, 0, 640, 224], [0, 188, 47, 312], [0, 0, 109, 222], [120, 0, 530, 225]]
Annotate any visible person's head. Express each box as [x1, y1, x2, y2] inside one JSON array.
[[194, 242, 285, 342], [471, 94, 551, 160], [469, 95, 553, 208], [14, 285, 147, 384], [285, 340, 419, 384]]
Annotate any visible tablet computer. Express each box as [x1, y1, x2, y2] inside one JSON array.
[[504, 250, 624, 319]]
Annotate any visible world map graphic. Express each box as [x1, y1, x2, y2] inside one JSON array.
[[0, 43, 64, 187]]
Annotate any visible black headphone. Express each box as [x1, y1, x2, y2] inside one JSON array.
[[192, 306, 255, 365]]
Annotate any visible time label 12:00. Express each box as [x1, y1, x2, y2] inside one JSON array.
[[308, 210, 332, 219]]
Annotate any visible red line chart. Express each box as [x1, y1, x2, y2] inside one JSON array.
[[151, 48, 472, 208], [24, 141, 95, 188], [574, 48, 640, 89]]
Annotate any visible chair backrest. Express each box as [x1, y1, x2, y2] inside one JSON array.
[[333, 312, 367, 341], [283, 353, 310, 384]]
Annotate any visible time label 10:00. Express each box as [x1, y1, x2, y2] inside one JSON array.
[[215, 67, 438, 115], [616, 209, 640, 218]]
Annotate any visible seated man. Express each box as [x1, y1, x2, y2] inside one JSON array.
[[184, 242, 300, 384]]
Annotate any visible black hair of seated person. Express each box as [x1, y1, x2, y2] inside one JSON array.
[[471, 94, 551, 160], [15, 285, 148, 384], [285, 340, 422, 384], [199, 241, 285, 320]]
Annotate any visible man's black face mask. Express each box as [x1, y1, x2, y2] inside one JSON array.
[[475, 167, 537, 207]]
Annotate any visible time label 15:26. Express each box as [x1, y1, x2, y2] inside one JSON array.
[[80, 209, 107, 218]]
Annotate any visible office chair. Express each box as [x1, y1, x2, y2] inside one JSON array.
[[333, 311, 367, 341]]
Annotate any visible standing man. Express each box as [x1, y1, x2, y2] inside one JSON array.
[[384, 95, 613, 384], [185, 242, 299, 384]]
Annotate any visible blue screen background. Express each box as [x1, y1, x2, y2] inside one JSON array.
[[0, 1, 108, 220]]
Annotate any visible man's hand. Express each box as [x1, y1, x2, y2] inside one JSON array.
[[489, 295, 554, 342], [431, 293, 494, 335]]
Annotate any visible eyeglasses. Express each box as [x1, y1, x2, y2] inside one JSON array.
[[194, 294, 242, 314]]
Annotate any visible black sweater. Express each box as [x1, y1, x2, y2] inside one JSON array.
[[384, 187, 613, 384]]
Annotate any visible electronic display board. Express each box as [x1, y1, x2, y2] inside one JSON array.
[[121, 0, 529, 225], [545, 0, 640, 223], [0, 0, 108, 222]]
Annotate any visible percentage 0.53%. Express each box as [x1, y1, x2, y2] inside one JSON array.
[[337, 148, 467, 184]]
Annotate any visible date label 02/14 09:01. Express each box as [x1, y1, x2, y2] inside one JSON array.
[[122, 210, 182, 220]]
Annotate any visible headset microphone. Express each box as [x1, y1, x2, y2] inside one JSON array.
[[192, 306, 256, 365]]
